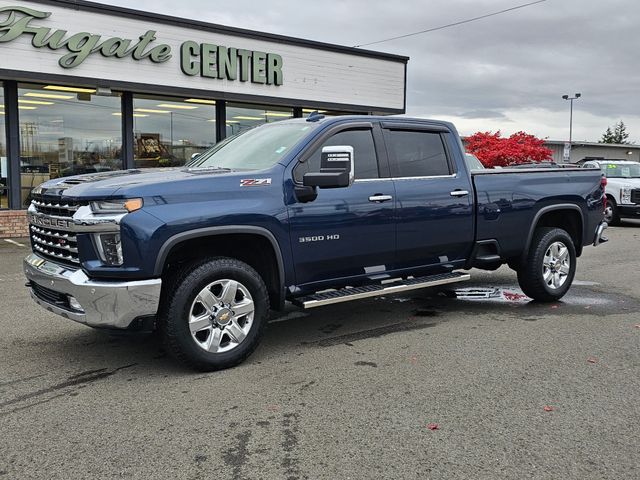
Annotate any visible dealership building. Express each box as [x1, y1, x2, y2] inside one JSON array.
[[544, 140, 640, 164], [0, 0, 408, 237]]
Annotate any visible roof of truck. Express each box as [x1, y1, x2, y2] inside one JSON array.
[[287, 114, 457, 130]]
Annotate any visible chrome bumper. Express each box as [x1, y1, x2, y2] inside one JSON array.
[[23, 253, 161, 329], [593, 221, 608, 246]]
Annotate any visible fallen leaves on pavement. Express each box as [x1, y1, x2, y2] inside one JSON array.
[[502, 291, 527, 301]]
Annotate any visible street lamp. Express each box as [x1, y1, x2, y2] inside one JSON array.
[[562, 93, 581, 146]]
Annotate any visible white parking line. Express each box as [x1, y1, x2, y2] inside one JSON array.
[[4, 239, 26, 247], [269, 311, 310, 324]]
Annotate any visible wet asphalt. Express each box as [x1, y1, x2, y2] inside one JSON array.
[[0, 221, 639, 479]]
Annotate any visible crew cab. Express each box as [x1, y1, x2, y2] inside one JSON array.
[[581, 160, 640, 225], [24, 115, 608, 370]]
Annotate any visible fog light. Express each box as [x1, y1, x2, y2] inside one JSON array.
[[68, 295, 83, 312], [95, 233, 123, 265]]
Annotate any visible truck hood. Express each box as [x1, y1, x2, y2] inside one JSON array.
[[606, 177, 640, 187], [34, 168, 241, 199]]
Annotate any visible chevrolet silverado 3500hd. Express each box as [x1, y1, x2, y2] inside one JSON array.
[[24, 114, 608, 370]]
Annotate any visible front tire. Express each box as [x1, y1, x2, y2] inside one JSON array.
[[160, 257, 269, 371], [517, 227, 576, 302], [604, 197, 621, 226]]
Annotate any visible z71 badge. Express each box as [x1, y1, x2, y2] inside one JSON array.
[[240, 178, 272, 187]]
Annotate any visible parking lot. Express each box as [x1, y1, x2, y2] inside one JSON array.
[[1, 221, 639, 480]]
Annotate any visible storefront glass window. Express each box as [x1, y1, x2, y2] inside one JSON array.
[[0, 83, 7, 209], [17, 83, 122, 207], [133, 95, 216, 168], [226, 103, 293, 136]]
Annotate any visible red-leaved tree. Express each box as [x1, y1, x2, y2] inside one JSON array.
[[465, 131, 552, 168]]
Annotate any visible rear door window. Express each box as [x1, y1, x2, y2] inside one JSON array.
[[384, 130, 452, 177]]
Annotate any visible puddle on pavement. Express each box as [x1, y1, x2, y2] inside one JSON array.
[[268, 281, 636, 342], [440, 286, 619, 308], [399, 282, 638, 316]]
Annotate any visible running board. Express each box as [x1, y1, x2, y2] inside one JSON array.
[[292, 271, 470, 309]]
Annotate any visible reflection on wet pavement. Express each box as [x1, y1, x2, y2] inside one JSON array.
[[448, 287, 529, 303], [402, 281, 639, 316]]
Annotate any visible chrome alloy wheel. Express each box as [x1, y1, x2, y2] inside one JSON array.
[[188, 279, 255, 353], [542, 241, 571, 290], [603, 205, 614, 224]]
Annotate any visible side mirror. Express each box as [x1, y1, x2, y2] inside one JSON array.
[[303, 145, 354, 189], [191, 153, 201, 161]]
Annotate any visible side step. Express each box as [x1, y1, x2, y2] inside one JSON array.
[[292, 271, 470, 309]]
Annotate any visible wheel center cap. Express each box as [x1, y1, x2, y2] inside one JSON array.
[[214, 308, 233, 326]]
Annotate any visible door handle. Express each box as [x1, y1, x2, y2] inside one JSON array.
[[450, 190, 469, 197], [368, 194, 393, 203]]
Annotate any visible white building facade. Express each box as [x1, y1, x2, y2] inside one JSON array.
[[0, 0, 408, 235]]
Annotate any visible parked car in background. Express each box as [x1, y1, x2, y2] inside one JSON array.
[[582, 160, 640, 225]]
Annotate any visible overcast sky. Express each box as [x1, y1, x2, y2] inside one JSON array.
[[99, 0, 640, 142]]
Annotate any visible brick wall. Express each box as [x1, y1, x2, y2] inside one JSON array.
[[0, 210, 29, 239]]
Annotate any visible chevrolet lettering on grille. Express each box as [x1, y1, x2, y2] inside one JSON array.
[[28, 213, 73, 229]]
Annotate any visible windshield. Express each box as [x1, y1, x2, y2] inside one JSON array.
[[188, 122, 316, 171], [600, 163, 640, 178]]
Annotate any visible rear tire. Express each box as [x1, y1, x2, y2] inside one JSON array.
[[160, 257, 269, 371], [517, 227, 576, 302]]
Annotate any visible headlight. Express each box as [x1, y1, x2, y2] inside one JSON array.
[[90, 198, 143, 213], [621, 187, 632, 204], [94, 233, 123, 266]]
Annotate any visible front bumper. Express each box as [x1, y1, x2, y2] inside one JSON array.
[[24, 253, 161, 329], [619, 204, 640, 217]]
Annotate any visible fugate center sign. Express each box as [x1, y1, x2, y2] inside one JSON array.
[[0, 6, 284, 85]]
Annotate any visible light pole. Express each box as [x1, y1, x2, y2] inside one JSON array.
[[562, 92, 581, 148]]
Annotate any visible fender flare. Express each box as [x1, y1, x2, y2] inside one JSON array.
[[153, 226, 286, 288], [523, 203, 584, 254]]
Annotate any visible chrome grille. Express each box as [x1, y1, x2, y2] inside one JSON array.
[[31, 198, 83, 218], [632, 189, 640, 205], [29, 202, 80, 265], [29, 196, 86, 266], [29, 225, 80, 265]]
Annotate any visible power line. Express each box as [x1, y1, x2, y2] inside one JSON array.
[[353, 0, 547, 48]]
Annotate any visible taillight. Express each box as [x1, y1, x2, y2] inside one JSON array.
[[601, 175, 607, 210]]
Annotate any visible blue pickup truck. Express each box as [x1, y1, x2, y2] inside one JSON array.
[[24, 114, 608, 370]]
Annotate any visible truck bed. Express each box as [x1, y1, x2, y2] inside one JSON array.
[[471, 167, 604, 259]]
